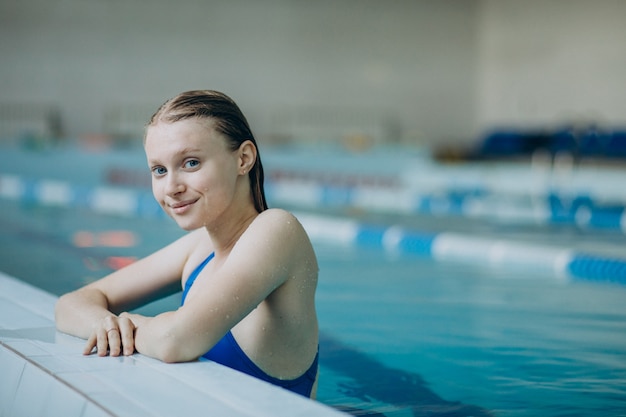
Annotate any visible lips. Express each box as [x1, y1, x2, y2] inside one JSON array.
[[168, 199, 199, 215]]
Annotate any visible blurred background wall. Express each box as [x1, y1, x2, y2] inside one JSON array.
[[477, 0, 626, 130], [0, 0, 624, 147]]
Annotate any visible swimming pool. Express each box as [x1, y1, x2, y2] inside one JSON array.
[[1, 145, 626, 416]]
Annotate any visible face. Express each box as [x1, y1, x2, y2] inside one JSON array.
[[144, 118, 242, 231]]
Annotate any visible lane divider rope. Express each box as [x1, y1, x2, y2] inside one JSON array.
[[2, 174, 625, 286]]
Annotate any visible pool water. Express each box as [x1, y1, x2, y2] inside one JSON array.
[[1, 199, 625, 416], [315, 245, 626, 416]]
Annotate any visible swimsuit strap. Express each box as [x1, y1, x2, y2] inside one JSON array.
[[181, 252, 215, 305]]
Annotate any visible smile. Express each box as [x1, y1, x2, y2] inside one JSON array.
[[169, 199, 199, 215]]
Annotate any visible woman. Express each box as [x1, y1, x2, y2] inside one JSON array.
[[55, 90, 320, 398]]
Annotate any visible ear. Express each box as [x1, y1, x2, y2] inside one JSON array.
[[238, 140, 257, 175]]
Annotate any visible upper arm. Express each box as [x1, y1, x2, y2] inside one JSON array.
[[164, 210, 313, 360], [82, 229, 204, 313]]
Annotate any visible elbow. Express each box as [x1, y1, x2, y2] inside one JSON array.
[[154, 342, 198, 364], [54, 293, 87, 337], [133, 311, 208, 364], [155, 339, 183, 363], [54, 292, 85, 333], [136, 328, 198, 364], [160, 352, 187, 364]]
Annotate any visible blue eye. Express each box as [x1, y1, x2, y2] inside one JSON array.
[[152, 166, 167, 176], [184, 159, 200, 169]]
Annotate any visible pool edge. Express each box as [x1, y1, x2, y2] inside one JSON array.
[[0, 271, 346, 417]]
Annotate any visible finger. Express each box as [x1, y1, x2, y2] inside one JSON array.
[[107, 328, 122, 357], [83, 333, 97, 355], [96, 327, 109, 357], [119, 320, 136, 356]]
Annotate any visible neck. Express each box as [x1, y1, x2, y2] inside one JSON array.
[[205, 204, 259, 256]]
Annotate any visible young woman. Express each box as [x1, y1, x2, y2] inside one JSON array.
[[55, 90, 320, 398]]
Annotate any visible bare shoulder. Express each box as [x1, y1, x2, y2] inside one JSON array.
[[236, 208, 315, 264], [251, 209, 310, 242], [256, 208, 301, 226]]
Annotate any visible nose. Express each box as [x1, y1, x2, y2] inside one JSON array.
[[164, 172, 185, 196]]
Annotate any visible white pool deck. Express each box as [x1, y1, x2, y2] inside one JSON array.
[[0, 272, 345, 417]]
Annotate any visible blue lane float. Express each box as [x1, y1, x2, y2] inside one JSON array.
[[2, 174, 626, 286], [267, 178, 626, 233], [294, 214, 626, 286], [568, 255, 626, 285], [0, 175, 164, 219]]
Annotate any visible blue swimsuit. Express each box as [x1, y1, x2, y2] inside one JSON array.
[[181, 253, 319, 397]]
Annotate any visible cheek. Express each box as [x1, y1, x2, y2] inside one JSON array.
[[151, 180, 164, 203], [198, 169, 227, 193]]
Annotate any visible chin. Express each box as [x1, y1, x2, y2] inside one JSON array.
[[165, 212, 200, 231], [174, 219, 203, 231]]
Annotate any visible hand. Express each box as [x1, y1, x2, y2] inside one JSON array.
[[83, 314, 136, 357]]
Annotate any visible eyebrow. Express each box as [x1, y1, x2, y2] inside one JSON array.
[[148, 147, 203, 166], [174, 147, 203, 156]]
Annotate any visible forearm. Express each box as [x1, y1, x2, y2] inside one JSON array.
[[55, 289, 116, 339], [126, 311, 199, 363]]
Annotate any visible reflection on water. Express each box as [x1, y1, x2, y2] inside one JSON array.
[[319, 331, 493, 417]]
